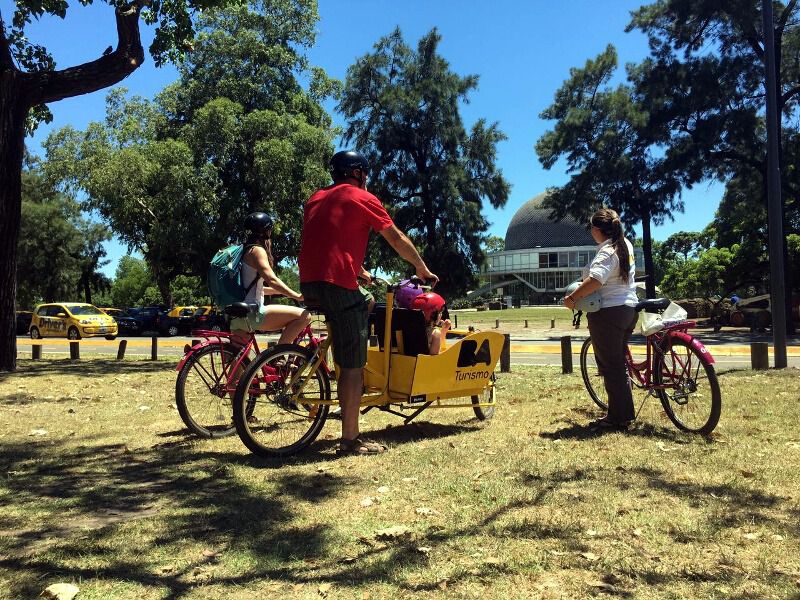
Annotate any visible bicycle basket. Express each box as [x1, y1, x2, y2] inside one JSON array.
[[640, 302, 688, 335]]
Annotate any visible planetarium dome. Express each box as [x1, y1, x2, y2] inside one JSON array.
[[504, 193, 594, 251]]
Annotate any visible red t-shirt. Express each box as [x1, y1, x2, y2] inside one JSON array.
[[299, 183, 394, 289]]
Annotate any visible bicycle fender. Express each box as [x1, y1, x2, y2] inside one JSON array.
[[670, 331, 715, 365], [175, 339, 213, 371]]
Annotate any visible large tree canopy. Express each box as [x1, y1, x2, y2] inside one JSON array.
[[536, 45, 683, 298], [628, 0, 800, 325], [42, 0, 336, 305], [338, 27, 510, 298], [0, 0, 242, 370], [17, 160, 111, 309]]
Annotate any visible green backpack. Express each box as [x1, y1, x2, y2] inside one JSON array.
[[207, 245, 259, 308]]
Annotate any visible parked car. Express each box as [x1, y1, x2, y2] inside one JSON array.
[[99, 307, 143, 336], [30, 303, 118, 340], [15, 311, 33, 336], [160, 306, 198, 336], [191, 306, 228, 332], [127, 306, 168, 335]]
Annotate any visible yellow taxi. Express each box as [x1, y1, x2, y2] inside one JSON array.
[[30, 303, 119, 340]]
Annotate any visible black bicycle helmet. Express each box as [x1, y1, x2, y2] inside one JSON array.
[[244, 212, 274, 236], [329, 150, 369, 180]]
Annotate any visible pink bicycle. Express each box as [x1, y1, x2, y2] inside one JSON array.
[[175, 302, 330, 438], [579, 298, 722, 435]]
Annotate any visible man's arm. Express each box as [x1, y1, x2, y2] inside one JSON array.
[[379, 225, 439, 286]]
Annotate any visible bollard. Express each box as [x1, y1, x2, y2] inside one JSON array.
[[32, 344, 42, 360], [116, 340, 128, 360], [151, 336, 158, 361], [524, 319, 528, 328], [551, 319, 555, 329], [751, 342, 769, 370], [454, 314, 458, 328], [500, 334, 511, 373], [191, 339, 200, 347], [560, 336, 573, 374], [495, 319, 500, 329], [69, 341, 80, 360]]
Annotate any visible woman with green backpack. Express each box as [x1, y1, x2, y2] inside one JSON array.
[[229, 212, 310, 344]]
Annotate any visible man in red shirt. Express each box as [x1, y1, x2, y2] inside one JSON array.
[[300, 150, 438, 456]]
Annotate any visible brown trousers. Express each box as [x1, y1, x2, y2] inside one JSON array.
[[587, 305, 638, 423]]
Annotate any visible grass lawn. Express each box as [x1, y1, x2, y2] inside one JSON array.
[[450, 306, 572, 334], [0, 359, 799, 599]]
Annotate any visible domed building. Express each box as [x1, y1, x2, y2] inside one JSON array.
[[477, 194, 643, 304]]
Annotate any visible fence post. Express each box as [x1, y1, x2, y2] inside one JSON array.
[[560, 336, 573, 374], [524, 319, 528, 328], [151, 336, 158, 361], [32, 344, 42, 360], [750, 342, 769, 370], [551, 319, 555, 329], [69, 341, 80, 360], [454, 314, 458, 328], [495, 319, 500, 329], [116, 340, 128, 360], [500, 334, 511, 373]]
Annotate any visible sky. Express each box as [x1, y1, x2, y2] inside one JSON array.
[[6, 0, 725, 276]]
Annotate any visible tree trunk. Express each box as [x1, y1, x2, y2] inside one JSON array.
[[0, 2, 146, 371], [640, 206, 656, 299], [0, 74, 27, 371]]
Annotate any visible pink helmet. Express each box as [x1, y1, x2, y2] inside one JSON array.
[[410, 292, 446, 322], [395, 279, 424, 309]]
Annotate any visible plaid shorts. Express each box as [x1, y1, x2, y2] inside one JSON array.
[[301, 281, 371, 369]]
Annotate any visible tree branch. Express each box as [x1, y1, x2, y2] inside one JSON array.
[[708, 149, 764, 172], [23, 0, 148, 107], [781, 84, 800, 105], [0, 17, 16, 71], [778, 0, 797, 33]]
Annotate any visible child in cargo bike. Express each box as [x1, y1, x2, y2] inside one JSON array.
[[395, 280, 450, 355]]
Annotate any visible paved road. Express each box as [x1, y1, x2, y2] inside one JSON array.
[[15, 334, 800, 369]]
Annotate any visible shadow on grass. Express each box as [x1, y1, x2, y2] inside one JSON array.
[[228, 420, 484, 470], [0, 414, 794, 598], [0, 358, 174, 382], [539, 420, 691, 442]]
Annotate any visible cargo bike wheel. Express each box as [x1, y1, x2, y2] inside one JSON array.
[[233, 344, 331, 458], [471, 373, 497, 420]]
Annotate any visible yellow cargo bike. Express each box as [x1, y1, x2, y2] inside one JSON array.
[[231, 280, 504, 458]]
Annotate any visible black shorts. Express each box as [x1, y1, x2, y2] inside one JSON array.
[[300, 282, 371, 369]]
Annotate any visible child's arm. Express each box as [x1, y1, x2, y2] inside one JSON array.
[[429, 319, 451, 354]]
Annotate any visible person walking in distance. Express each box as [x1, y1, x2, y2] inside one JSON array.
[[564, 208, 638, 430], [299, 150, 438, 455]]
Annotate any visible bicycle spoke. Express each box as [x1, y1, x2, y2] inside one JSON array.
[[176, 343, 241, 438], [233, 344, 330, 457], [656, 337, 721, 434]]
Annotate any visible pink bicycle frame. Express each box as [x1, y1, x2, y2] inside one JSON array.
[[625, 320, 714, 391]]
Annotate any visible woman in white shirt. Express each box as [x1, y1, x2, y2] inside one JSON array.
[[564, 208, 638, 430]]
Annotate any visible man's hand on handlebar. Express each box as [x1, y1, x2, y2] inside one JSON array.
[[416, 266, 439, 288]]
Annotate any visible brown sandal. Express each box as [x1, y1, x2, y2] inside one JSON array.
[[337, 435, 388, 456]]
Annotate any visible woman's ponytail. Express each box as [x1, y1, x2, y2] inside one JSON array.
[[591, 209, 630, 282]]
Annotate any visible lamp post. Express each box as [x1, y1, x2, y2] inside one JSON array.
[[762, 0, 788, 368]]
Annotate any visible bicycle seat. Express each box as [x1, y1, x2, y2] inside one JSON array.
[[635, 298, 671, 313], [224, 303, 251, 319]]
